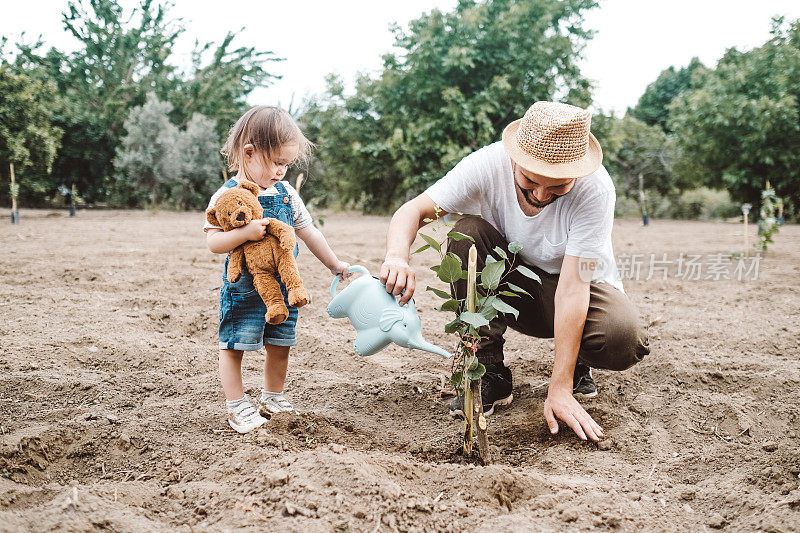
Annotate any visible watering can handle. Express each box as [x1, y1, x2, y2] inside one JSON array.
[[330, 265, 372, 299]]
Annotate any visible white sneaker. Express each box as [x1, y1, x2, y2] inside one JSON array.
[[227, 398, 267, 434], [257, 393, 296, 415]]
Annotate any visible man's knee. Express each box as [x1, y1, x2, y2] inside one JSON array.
[[580, 316, 649, 371], [452, 216, 491, 236], [448, 217, 504, 257]]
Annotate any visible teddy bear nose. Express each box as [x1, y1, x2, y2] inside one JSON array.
[[236, 212, 246, 222]]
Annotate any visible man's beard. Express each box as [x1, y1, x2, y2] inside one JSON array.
[[518, 183, 563, 208]]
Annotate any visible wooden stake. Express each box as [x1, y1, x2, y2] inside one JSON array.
[[295, 173, 305, 192], [70, 183, 77, 217], [9, 163, 18, 224], [743, 211, 749, 256], [463, 246, 477, 456], [464, 245, 491, 464]]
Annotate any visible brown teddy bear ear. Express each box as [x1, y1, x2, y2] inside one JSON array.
[[238, 180, 260, 197], [206, 207, 218, 226]]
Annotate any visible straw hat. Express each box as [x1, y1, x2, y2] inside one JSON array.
[[501, 101, 602, 179]]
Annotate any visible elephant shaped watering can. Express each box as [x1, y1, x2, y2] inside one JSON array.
[[327, 265, 451, 358]]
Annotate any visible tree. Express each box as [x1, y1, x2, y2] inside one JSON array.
[[604, 115, 676, 197], [171, 113, 223, 210], [301, 0, 598, 212], [171, 33, 280, 139], [13, 0, 279, 207], [668, 17, 800, 220], [629, 58, 706, 132], [113, 93, 178, 207], [0, 64, 63, 205]]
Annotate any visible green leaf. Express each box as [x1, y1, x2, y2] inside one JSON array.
[[508, 241, 523, 254], [506, 283, 532, 297], [478, 295, 499, 321], [450, 370, 464, 388], [430, 265, 440, 273], [447, 230, 474, 242], [485, 254, 499, 266], [444, 317, 465, 334], [516, 265, 542, 284], [436, 299, 461, 312], [423, 217, 434, 223], [492, 299, 519, 320], [499, 291, 520, 297], [493, 246, 508, 260], [411, 243, 430, 255], [437, 253, 463, 283], [459, 311, 489, 329], [426, 286, 452, 299], [480, 260, 505, 291], [466, 363, 486, 381], [420, 233, 441, 253]]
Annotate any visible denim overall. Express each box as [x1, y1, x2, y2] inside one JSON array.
[[218, 180, 300, 350]]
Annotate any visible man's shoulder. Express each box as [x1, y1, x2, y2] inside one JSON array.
[[573, 165, 615, 198], [475, 141, 508, 163]]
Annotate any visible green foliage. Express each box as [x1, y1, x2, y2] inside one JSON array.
[[614, 188, 740, 220], [757, 185, 781, 251], [113, 94, 222, 209], [8, 0, 278, 208], [170, 113, 224, 209], [0, 64, 64, 204], [673, 188, 741, 220], [601, 114, 677, 197], [418, 212, 535, 395], [300, 0, 597, 212], [629, 58, 706, 132], [113, 93, 179, 207], [668, 17, 800, 220]]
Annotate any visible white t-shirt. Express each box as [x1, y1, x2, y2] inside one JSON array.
[[203, 177, 312, 232], [425, 141, 624, 291]]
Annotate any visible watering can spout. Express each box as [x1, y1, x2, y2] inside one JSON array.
[[408, 337, 452, 359]]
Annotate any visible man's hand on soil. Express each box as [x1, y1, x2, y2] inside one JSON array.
[[543, 386, 604, 442], [380, 257, 416, 305]]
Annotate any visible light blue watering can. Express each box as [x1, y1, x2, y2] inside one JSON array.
[[327, 265, 452, 358]]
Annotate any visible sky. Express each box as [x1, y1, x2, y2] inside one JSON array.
[[2, 0, 800, 115]]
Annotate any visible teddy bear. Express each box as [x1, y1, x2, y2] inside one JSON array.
[[206, 179, 310, 324]]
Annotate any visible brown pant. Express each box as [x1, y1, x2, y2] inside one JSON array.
[[448, 217, 650, 370]]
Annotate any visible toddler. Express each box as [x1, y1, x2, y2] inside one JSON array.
[[205, 106, 349, 433]]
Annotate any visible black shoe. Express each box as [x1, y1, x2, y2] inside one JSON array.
[[573, 362, 598, 398], [449, 362, 513, 418]]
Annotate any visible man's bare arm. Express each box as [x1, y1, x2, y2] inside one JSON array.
[[380, 193, 445, 305], [543, 254, 605, 442]]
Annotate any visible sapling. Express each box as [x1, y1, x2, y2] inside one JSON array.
[[414, 209, 540, 463], [757, 182, 780, 253]]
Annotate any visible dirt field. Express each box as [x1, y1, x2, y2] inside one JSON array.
[[1, 209, 799, 532]]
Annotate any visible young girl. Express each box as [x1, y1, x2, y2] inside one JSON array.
[[205, 106, 349, 434]]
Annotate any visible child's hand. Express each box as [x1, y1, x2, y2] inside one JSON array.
[[242, 219, 270, 241], [330, 261, 351, 280]]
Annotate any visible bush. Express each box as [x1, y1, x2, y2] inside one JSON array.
[[614, 195, 641, 218], [672, 187, 740, 220], [615, 187, 740, 220]]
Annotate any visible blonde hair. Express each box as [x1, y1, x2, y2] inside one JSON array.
[[221, 106, 312, 180]]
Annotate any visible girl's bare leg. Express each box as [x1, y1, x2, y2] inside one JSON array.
[[264, 344, 290, 392], [219, 349, 245, 400]]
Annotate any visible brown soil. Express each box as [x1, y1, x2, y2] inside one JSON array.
[[1, 209, 799, 532]]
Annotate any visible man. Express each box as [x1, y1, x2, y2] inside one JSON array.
[[380, 101, 650, 442]]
